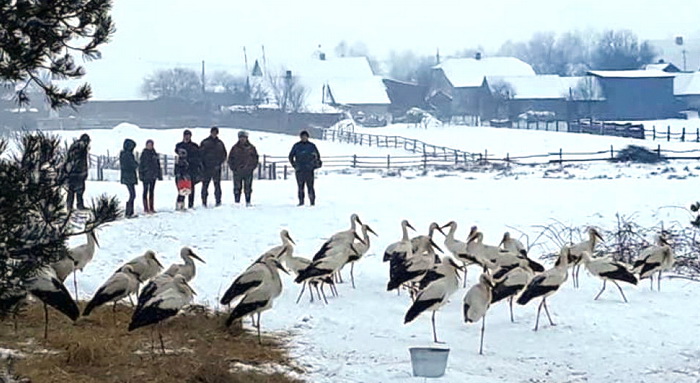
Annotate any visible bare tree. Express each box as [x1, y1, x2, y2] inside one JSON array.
[[140, 68, 202, 100], [267, 72, 308, 113]]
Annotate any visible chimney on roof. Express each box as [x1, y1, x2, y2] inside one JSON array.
[[475, 52, 482, 60], [285, 70, 292, 80], [320, 52, 326, 61]]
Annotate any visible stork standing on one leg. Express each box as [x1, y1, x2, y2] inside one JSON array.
[[222, 255, 288, 344], [404, 257, 464, 343], [343, 224, 377, 288], [463, 272, 494, 355], [517, 246, 570, 331], [52, 230, 99, 299]]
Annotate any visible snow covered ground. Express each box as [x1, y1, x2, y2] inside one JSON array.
[[69, 170, 700, 383], [354, 121, 700, 159]]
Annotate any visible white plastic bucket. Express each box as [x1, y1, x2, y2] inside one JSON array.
[[409, 347, 450, 378]]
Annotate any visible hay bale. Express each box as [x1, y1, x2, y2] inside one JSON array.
[[613, 145, 665, 164]]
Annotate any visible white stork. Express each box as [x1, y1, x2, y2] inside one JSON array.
[[83, 265, 141, 316], [490, 265, 534, 323], [517, 246, 570, 331], [164, 247, 205, 282], [463, 272, 495, 355], [568, 227, 604, 288], [387, 236, 442, 295], [128, 275, 195, 353], [52, 230, 99, 299], [222, 256, 288, 344], [441, 221, 477, 286], [343, 224, 378, 288], [25, 266, 80, 339], [633, 235, 674, 291], [118, 250, 164, 283], [404, 256, 464, 343], [383, 220, 416, 262], [499, 231, 527, 256], [580, 251, 637, 302]]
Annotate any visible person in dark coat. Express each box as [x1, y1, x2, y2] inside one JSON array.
[[138, 139, 162, 214], [288, 130, 321, 206], [63, 133, 91, 210], [175, 129, 201, 208], [227, 130, 259, 205], [174, 148, 191, 211], [199, 126, 227, 206], [119, 139, 138, 218]]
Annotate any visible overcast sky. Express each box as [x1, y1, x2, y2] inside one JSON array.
[[81, 0, 700, 99]]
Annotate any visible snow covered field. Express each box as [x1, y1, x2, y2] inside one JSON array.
[[69, 169, 700, 383], [355, 121, 700, 159]]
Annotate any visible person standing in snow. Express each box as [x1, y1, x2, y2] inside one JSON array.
[[227, 130, 259, 206], [119, 138, 138, 218], [174, 148, 192, 211], [288, 130, 321, 206], [138, 139, 162, 214], [199, 126, 227, 206], [62, 133, 91, 211], [175, 129, 201, 208]]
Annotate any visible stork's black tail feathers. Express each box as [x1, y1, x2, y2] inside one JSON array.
[[226, 300, 266, 327], [404, 298, 440, 324]]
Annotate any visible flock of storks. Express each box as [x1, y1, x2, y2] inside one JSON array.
[[9, 214, 674, 355]]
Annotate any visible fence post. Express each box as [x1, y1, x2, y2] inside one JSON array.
[[387, 154, 390, 170], [682, 127, 686, 142], [506, 153, 510, 168], [559, 148, 563, 163], [422, 142, 426, 154], [284, 165, 288, 180], [258, 162, 262, 179], [556, 121, 559, 132], [657, 144, 661, 159], [667, 126, 671, 142], [454, 151, 458, 164], [610, 145, 614, 159], [463, 153, 467, 164], [332, 130, 336, 141], [484, 149, 488, 162], [652, 126, 656, 140], [413, 139, 417, 152], [353, 154, 357, 168], [263, 154, 267, 170], [423, 153, 427, 170], [697, 128, 699, 143]]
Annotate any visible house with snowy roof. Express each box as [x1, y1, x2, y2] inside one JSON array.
[[674, 71, 700, 110], [254, 56, 390, 118], [430, 53, 536, 117], [587, 70, 678, 120]]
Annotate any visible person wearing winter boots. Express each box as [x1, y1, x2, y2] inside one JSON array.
[[119, 138, 139, 218], [288, 130, 321, 206], [199, 126, 227, 206], [227, 130, 259, 206], [63, 133, 91, 211], [174, 148, 192, 211], [175, 129, 201, 208], [138, 139, 162, 214]]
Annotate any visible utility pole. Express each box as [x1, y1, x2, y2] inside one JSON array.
[[201, 60, 206, 95]]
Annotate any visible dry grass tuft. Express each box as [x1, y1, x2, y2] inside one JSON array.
[[1, 301, 304, 383]]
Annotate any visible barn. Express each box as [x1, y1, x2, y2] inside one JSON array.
[[675, 72, 700, 111], [587, 70, 678, 120]]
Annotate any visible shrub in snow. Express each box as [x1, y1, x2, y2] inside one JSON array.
[[613, 145, 665, 164]]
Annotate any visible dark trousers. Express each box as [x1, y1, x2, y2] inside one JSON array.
[[201, 166, 222, 205], [188, 181, 196, 208], [125, 184, 136, 217], [233, 173, 253, 203], [66, 178, 86, 210], [142, 180, 156, 212], [295, 170, 315, 205]]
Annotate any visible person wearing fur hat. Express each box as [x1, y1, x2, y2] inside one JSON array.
[[227, 130, 259, 206]]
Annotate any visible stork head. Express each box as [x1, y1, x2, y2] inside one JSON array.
[[429, 222, 446, 237], [281, 229, 296, 246], [499, 232, 511, 247], [363, 224, 378, 237], [440, 221, 457, 231], [265, 256, 289, 275], [351, 214, 363, 227], [467, 230, 481, 243], [401, 220, 416, 232], [589, 227, 604, 242], [182, 247, 205, 263], [145, 250, 164, 269], [658, 234, 670, 246]]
